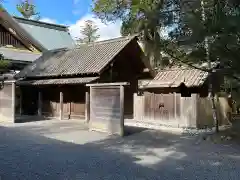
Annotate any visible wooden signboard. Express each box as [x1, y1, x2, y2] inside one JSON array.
[[87, 83, 127, 136]]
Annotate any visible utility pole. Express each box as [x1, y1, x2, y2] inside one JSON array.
[[201, 0, 219, 132]]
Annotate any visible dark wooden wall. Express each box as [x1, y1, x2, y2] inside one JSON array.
[[21, 86, 38, 115], [62, 85, 86, 119], [0, 24, 27, 49], [27, 85, 86, 119], [99, 41, 151, 118]]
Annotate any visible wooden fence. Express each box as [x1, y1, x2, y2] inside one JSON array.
[[134, 92, 230, 128]]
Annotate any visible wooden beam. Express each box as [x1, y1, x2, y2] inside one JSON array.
[[120, 85, 125, 136], [59, 91, 63, 120], [85, 91, 90, 122], [86, 82, 129, 87], [38, 91, 42, 116]]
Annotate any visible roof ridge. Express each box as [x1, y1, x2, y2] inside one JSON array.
[[75, 35, 138, 49], [158, 66, 204, 72]]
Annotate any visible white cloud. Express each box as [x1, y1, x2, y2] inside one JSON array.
[[39, 17, 57, 24], [68, 14, 122, 41]]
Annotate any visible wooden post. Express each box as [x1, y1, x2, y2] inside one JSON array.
[[12, 82, 16, 123], [19, 88, 22, 115], [59, 91, 63, 120], [133, 93, 137, 120], [174, 92, 177, 118], [120, 85, 124, 136], [85, 91, 90, 122], [38, 91, 42, 116]]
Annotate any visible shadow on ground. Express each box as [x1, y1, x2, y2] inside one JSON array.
[[15, 116, 54, 123], [1, 124, 240, 180]]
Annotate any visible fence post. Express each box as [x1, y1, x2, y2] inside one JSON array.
[[174, 92, 177, 118], [12, 82, 16, 123], [85, 91, 90, 122], [59, 91, 63, 120], [120, 85, 124, 136], [38, 91, 42, 116]]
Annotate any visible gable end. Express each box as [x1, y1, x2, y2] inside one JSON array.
[[0, 24, 28, 50]]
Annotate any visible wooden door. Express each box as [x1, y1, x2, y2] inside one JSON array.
[[144, 92, 178, 124], [70, 102, 85, 119]]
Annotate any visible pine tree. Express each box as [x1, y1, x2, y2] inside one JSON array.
[[16, 0, 40, 20], [77, 20, 100, 44]]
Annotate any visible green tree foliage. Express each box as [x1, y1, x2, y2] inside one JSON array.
[[92, 0, 240, 132], [16, 0, 40, 20], [0, 54, 10, 74], [77, 20, 100, 44], [93, 0, 175, 68], [0, 0, 4, 11], [92, 0, 240, 81], [169, 0, 240, 71], [93, 0, 240, 73]]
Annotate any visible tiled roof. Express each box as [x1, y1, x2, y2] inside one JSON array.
[[0, 47, 42, 63], [16, 36, 139, 78], [16, 77, 99, 86], [14, 16, 76, 50], [139, 67, 209, 89]]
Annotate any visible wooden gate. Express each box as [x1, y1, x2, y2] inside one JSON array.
[[135, 92, 181, 127], [87, 83, 127, 136], [144, 93, 175, 120]]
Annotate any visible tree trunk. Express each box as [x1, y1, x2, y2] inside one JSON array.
[[201, 0, 219, 133], [208, 71, 219, 133]]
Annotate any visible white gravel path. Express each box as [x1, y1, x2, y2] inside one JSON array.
[[0, 120, 240, 180]]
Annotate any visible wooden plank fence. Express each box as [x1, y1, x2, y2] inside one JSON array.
[[134, 92, 198, 128], [134, 92, 232, 128]]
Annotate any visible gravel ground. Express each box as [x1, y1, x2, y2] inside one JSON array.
[[0, 120, 240, 180]]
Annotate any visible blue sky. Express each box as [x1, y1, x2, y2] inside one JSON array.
[[3, 0, 121, 40], [3, 0, 91, 24]]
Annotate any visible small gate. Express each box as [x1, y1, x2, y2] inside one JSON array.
[[86, 83, 128, 136], [134, 92, 181, 127]]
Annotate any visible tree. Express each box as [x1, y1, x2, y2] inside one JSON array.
[[0, 54, 10, 74], [92, 0, 240, 132], [0, 0, 4, 11], [93, 0, 175, 68], [16, 0, 40, 20], [159, 0, 240, 132], [77, 20, 100, 44]]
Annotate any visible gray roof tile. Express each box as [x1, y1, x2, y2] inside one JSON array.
[[139, 67, 209, 88], [17, 77, 99, 85], [16, 36, 138, 78]]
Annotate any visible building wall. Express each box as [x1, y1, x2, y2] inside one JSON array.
[[0, 83, 15, 122], [0, 24, 28, 49], [99, 44, 151, 118], [20, 85, 86, 120]]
